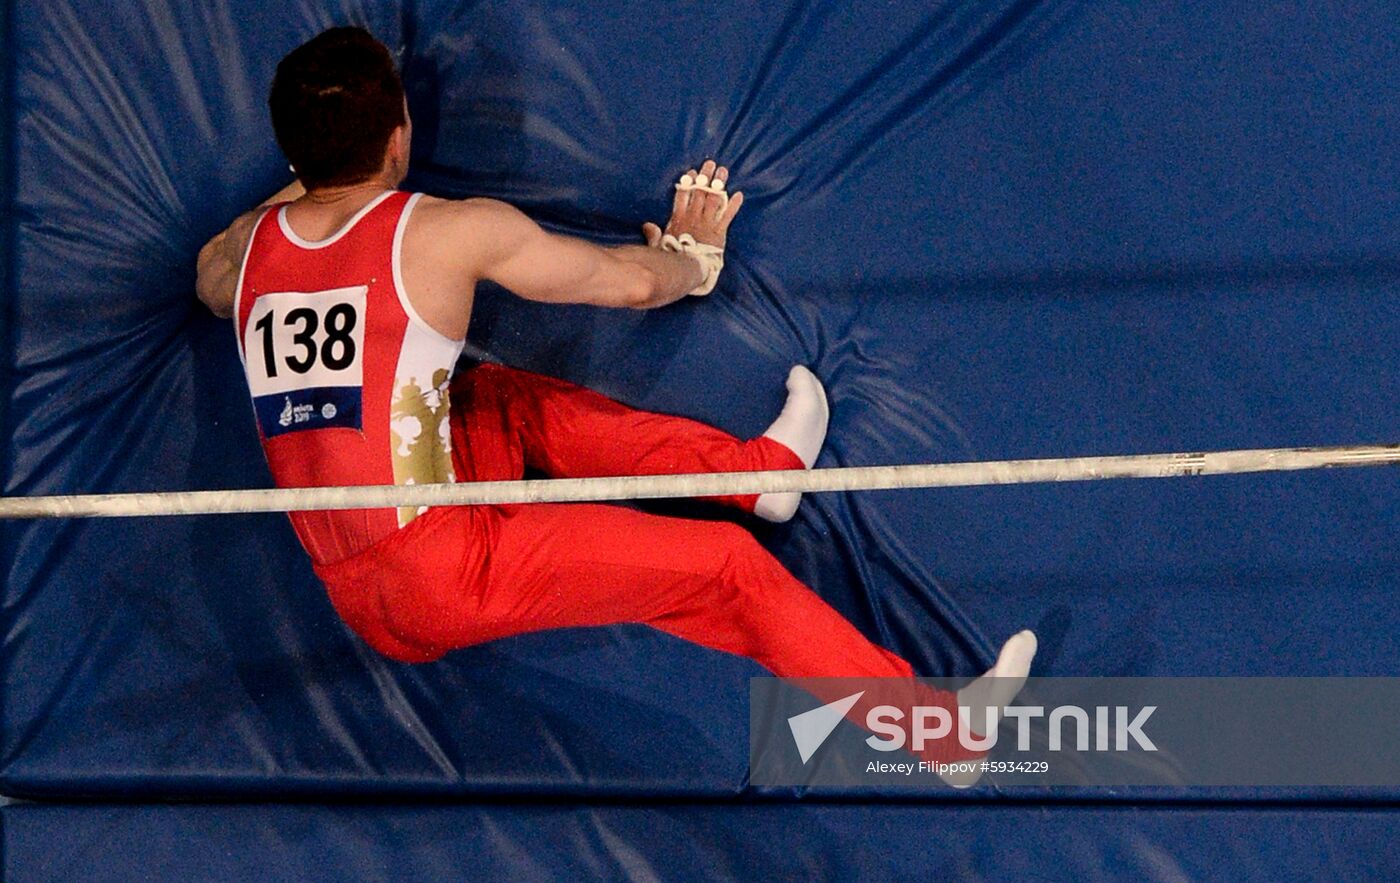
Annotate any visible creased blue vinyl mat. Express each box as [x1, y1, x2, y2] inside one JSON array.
[[3, 0, 1400, 802], [5, 803, 1399, 882]]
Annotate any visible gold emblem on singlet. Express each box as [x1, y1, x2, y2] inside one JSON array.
[[389, 368, 454, 527]]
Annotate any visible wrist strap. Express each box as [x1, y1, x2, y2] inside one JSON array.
[[659, 233, 724, 296]]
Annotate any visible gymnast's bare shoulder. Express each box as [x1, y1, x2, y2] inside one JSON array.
[[196, 180, 306, 319]]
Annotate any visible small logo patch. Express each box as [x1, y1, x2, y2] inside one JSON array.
[[255, 387, 362, 438]]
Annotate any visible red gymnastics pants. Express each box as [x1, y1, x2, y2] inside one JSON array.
[[314, 364, 974, 762]]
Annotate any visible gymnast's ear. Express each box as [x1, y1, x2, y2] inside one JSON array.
[[386, 119, 412, 182]]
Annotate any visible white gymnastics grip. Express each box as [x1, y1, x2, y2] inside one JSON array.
[[675, 172, 729, 214], [659, 232, 724, 295]]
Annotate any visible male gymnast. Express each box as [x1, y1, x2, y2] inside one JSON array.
[[196, 27, 1035, 777]]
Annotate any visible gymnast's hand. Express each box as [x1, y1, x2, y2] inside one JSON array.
[[643, 159, 744, 250], [642, 159, 743, 296]]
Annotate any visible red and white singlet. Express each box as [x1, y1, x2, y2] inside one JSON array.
[[234, 190, 465, 565]]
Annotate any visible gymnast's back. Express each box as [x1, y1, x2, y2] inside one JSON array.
[[234, 189, 464, 565]]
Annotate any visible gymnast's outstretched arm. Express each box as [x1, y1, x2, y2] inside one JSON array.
[[410, 159, 744, 319]]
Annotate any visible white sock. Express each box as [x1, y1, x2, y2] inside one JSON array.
[[941, 630, 1039, 789], [754, 366, 829, 523]]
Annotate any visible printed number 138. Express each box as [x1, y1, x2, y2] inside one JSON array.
[[253, 304, 358, 378]]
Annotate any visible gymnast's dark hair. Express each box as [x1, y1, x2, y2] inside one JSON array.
[[269, 27, 407, 190]]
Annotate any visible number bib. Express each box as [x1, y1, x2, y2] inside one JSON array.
[[244, 286, 367, 438]]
